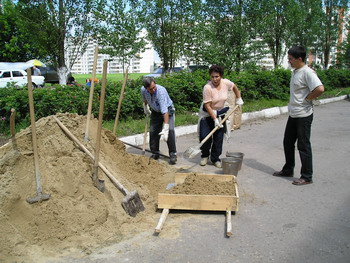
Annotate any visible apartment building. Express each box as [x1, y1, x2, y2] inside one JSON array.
[[70, 39, 155, 74]]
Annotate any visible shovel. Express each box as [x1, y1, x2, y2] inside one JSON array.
[[183, 105, 238, 159], [113, 67, 129, 136], [142, 116, 149, 155], [26, 69, 50, 204], [122, 141, 170, 159], [53, 116, 145, 217], [91, 60, 108, 192], [84, 45, 99, 142]]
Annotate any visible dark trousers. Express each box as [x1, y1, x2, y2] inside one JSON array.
[[199, 117, 225, 163], [282, 114, 313, 181], [149, 110, 176, 156]]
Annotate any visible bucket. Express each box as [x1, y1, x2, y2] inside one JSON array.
[[222, 157, 241, 176], [226, 152, 244, 170]]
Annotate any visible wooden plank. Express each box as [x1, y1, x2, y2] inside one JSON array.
[[158, 193, 238, 211], [226, 210, 232, 237], [234, 182, 240, 212], [155, 208, 169, 233], [175, 173, 236, 184]]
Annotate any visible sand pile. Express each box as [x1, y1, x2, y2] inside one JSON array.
[[0, 113, 175, 262], [168, 173, 235, 195]]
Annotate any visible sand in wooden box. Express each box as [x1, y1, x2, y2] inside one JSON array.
[[158, 173, 239, 212]]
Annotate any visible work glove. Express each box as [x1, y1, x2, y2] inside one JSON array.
[[235, 97, 244, 106], [214, 118, 223, 129], [143, 104, 151, 116], [159, 123, 169, 141]]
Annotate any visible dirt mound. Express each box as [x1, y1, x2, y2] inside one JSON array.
[[0, 113, 175, 262]]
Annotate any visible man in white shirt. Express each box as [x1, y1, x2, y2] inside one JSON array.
[[273, 46, 324, 185]]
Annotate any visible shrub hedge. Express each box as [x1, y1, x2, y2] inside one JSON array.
[[1, 68, 350, 133]]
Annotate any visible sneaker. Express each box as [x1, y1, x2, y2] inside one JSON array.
[[200, 157, 208, 166], [214, 161, 222, 168], [169, 153, 177, 165]]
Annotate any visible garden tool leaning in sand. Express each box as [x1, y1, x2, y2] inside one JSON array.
[[84, 45, 98, 142], [113, 67, 128, 136], [142, 116, 148, 155], [183, 105, 239, 159], [91, 60, 108, 193], [53, 116, 145, 217], [26, 69, 50, 204]]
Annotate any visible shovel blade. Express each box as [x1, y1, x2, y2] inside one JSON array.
[[26, 193, 51, 204], [121, 191, 145, 217], [183, 145, 201, 159]]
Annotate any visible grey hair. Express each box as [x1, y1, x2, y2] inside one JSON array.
[[143, 77, 155, 88]]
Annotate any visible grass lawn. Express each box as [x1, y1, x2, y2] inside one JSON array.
[[72, 73, 145, 85]]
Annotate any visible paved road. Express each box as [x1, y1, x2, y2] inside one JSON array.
[[65, 99, 350, 263]]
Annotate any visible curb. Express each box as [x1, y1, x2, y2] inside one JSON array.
[[120, 95, 349, 147]]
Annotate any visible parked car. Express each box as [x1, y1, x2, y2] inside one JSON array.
[[0, 69, 45, 88], [143, 67, 183, 78], [38, 66, 72, 84]]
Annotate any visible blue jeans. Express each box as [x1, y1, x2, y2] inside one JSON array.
[[199, 117, 225, 163], [282, 114, 313, 181]]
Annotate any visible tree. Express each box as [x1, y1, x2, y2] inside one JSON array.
[[202, 0, 264, 72], [286, 0, 324, 62], [0, 0, 43, 61], [92, 0, 146, 74], [131, 0, 201, 72], [253, 0, 294, 69], [319, 0, 348, 69], [16, 0, 104, 84]]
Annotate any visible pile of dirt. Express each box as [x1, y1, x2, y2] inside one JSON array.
[[168, 173, 236, 195], [0, 113, 176, 262]]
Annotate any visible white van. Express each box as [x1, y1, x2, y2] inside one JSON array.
[[0, 69, 45, 88]]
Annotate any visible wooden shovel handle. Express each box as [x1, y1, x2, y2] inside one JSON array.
[[27, 69, 43, 193], [142, 116, 148, 153], [94, 60, 108, 169], [199, 105, 239, 146], [10, 108, 16, 137], [113, 68, 129, 135], [84, 46, 99, 141]]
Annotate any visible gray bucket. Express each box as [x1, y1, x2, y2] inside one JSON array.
[[222, 157, 240, 176], [226, 152, 244, 170]]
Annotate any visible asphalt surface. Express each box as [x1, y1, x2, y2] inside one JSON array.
[[62, 99, 350, 263]]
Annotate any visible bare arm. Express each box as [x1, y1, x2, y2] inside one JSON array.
[[163, 112, 169, 124], [232, 83, 241, 98], [306, 85, 324, 101], [204, 102, 217, 120]]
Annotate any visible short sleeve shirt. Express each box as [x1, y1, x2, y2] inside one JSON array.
[[141, 84, 173, 114], [288, 65, 323, 118], [203, 78, 234, 110]]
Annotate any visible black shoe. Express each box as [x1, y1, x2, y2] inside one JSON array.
[[273, 170, 294, 177], [150, 154, 159, 160], [169, 153, 177, 165]]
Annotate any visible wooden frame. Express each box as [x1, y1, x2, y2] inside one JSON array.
[[155, 173, 239, 236]]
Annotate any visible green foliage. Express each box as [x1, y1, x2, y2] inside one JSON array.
[[1, 69, 350, 135], [93, 0, 146, 71]]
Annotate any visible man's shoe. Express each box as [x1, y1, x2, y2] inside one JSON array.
[[169, 153, 177, 165], [292, 178, 313, 185], [273, 170, 293, 177], [200, 157, 208, 166], [150, 154, 159, 160], [214, 161, 222, 168]]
